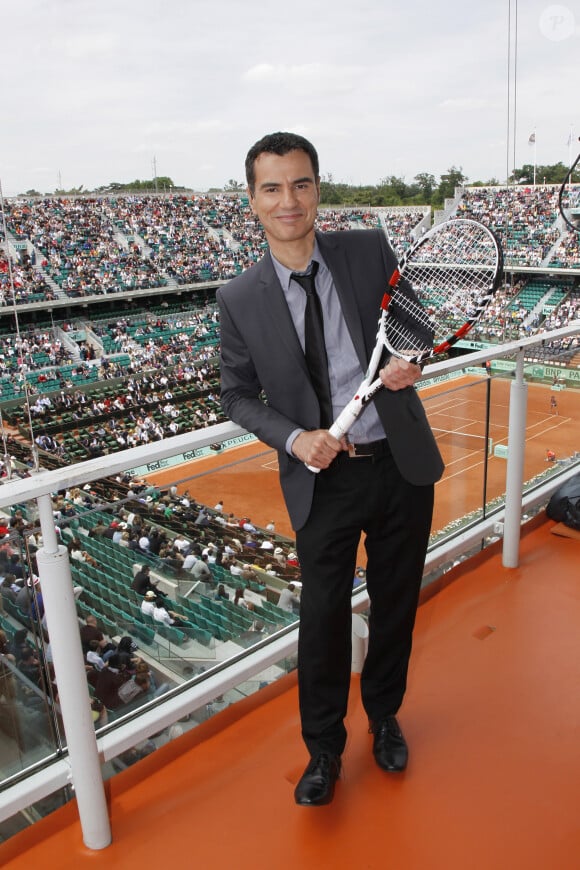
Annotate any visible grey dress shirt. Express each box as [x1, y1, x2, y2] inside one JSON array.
[[271, 241, 387, 452]]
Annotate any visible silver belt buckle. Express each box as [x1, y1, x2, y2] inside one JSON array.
[[347, 442, 363, 458]]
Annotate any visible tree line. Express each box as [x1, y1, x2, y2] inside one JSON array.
[[318, 161, 572, 208], [20, 162, 572, 204]]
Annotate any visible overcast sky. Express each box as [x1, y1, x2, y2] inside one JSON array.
[[1, 0, 578, 196]]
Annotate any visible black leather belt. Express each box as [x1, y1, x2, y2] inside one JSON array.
[[346, 438, 390, 459]]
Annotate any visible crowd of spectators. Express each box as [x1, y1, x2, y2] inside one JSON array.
[[5, 198, 166, 298], [457, 185, 579, 268], [0, 191, 577, 461], [0, 328, 72, 378], [68, 477, 301, 593], [1, 188, 578, 306], [18, 355, 222, 461], [92, 306, 219, 362], [470, 281, 525, 341], [472, 279, 580, 345], [0, 460, 303, 717], [0, 302, 219, 400], [543, 291, 579, 330], [2, 189, 577, 307], [550, 232, 580, 268], [0, 251, 56, 305], [2, 196, 435, 303], [108, 195, 249, 284]]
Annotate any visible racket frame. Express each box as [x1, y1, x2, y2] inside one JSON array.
[[558, 150, 580, 234], [311, 218, 503, 453]]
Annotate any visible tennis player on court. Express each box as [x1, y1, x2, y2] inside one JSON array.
[[218, 132, 444, 806]]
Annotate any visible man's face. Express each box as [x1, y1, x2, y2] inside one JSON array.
[[248, 149, 320, 250]]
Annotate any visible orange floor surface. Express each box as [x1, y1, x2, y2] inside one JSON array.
[[1, 515, 579, 869]]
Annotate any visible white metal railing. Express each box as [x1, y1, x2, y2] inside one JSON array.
[[0, 323, 578, 847], [0, 422, 246, 510]]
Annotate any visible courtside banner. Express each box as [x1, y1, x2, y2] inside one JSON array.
[[491, 360, 580, 384], [127, 432, 257, 476]]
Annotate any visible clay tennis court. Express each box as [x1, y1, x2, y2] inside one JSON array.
[[145, 375, 580, 545]]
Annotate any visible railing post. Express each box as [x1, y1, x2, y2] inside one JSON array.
[[502, 350, 528, 568], [35, 490, 112, 850]]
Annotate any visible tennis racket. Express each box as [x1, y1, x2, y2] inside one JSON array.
[[307, 217, 502, 471], [558, 148, 580, 233]]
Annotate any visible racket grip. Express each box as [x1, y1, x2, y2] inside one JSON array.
[[304, 408, 360, 473]]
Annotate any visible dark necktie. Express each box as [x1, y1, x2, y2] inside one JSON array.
[[291, 261, 333, 428]]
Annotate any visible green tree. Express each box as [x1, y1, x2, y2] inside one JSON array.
[[433, 166, 468, 206], [54, 184, 85, 195], [379, 175, 410, 201], [320, 173, 343, 205], [224, 179, 244, 191], [414, 172, 436, 200], [97, 177, 176, 193], [511, 162, 568, 185]]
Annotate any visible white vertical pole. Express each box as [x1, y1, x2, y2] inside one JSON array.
[[351, 613, 369, 674], [502, 351, 528, 568], [35, 492, 112, 850]]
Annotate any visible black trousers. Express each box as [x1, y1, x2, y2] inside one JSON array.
[[295, 446, 434, 757]]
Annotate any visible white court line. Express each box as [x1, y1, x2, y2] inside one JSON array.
[[524, 416, 572, 442], [436, 455, 489, 483], [427, 398, 473, 415], [438, 414, 574, 483]]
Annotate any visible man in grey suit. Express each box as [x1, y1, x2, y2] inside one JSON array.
[[218, 132, 444, 806]]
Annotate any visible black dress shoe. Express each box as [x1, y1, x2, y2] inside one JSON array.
[[294, 753, 341, 806], [370, 716, 408, 771]]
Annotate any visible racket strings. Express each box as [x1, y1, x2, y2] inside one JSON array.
[[388, 291, 436, 331], [407, 263, 494, 311], [389, 264, 494, 350], [406, 226, 498, 342], [386, 220, 501, 358], [385, 313, 432, 354], [406, 222, 498, 265]]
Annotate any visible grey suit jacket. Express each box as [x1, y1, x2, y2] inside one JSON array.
[[218, 229, 444, 531]]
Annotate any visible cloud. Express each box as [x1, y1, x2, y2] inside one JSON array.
[[242, 62, 366, 95], [439, 97, 500, 111], [55, 31, 120, 59], [0, 0, 577, 195], [144, 119, 231, 137]]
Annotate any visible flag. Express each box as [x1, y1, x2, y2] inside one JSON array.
[[528, 132, 536, 145]]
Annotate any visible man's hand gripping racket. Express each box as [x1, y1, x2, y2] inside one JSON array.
[[307, 218, 503, 473]]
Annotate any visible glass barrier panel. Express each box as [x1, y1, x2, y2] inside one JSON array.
[[422, 372, 492, 542], [1, 471, 300, 793]]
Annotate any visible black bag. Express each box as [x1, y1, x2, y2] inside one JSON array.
[[546, 473, 580, 531]]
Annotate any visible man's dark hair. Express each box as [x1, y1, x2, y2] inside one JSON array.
[[245, 132, 319, 195]]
